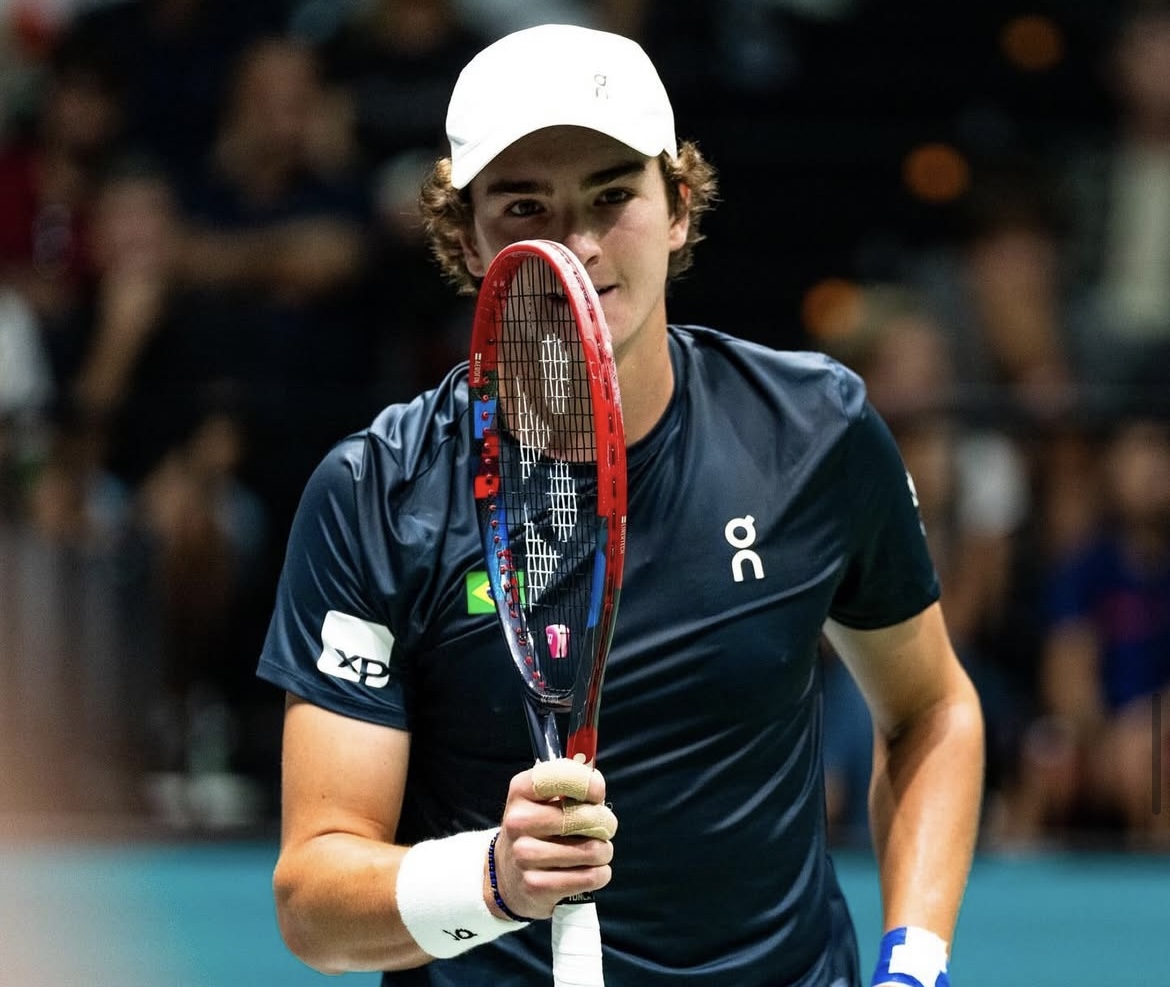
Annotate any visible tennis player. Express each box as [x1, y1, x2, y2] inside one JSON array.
[[258, 23, 984, 987]]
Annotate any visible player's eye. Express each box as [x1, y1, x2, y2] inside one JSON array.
[[505, 199, 543, 218], [596, 187, 633, 206]]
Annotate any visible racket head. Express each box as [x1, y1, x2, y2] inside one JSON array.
[[468, 240, 626, 764]]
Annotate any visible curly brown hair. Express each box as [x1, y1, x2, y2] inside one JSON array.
[[418, 140, 719, 295]]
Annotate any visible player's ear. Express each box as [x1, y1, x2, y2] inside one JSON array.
[[459, 229, 487, 279], [668, 183, 691, 253]]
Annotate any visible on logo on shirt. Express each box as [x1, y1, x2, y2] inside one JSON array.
[[724, 515, 765, 582]]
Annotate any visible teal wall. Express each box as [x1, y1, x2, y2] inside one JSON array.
[[1, 844, 1167, 985]]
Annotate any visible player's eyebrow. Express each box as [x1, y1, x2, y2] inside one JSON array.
[[482, 159, 649, 199], [580, 159, 648, 190]]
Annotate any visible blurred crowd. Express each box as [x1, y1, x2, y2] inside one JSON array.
[[0, 0, 1167, 851]]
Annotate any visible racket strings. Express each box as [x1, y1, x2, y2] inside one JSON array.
[[547, 461, 578, 539], [496, 258, 600, 698], [522, 515, 561, 605]]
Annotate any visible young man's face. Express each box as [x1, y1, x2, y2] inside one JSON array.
[[460, 126, 689, 358]]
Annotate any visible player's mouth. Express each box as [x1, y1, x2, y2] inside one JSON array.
[[543, 285, 615, 302]]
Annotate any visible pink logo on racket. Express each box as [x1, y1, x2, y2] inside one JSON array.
[[545, 624, 570, 659]]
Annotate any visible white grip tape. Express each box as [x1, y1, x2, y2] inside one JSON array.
[[552, 901, 604, 986], [395, 828, 529, 959]]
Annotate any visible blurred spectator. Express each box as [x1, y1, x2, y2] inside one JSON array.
[[134, 410, 269, 829], [0, 32, 124, 327], [1063, 1, 1170, 407], [1005, 417, 1170, 848], [304, 0, 484, 396], [59, 0, 293, 184], [175, 35, 374, 532], [45, 154, 264, 486], [909, 165, 1079, 425], [51, 154, 193, 479], [315, 0, 488, 172], [364, 146, 475, 396]]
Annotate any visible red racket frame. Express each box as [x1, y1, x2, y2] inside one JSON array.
[[468, 239, 626, 765]]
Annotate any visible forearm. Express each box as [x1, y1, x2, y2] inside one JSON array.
[[272, 707, 613, 975], [274, 825, 545, 974], [273, 832, 428, 974], [869, 679, 984, 941]]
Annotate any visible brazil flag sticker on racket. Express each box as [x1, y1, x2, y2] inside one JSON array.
[[465, 570, 525, 613]]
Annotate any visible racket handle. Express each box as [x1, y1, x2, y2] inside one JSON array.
[[551, 900, 604, 986]]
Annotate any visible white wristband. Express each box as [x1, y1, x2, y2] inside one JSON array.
[[396, 828, 530, 958]]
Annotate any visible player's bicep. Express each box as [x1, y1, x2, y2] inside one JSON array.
[[280, 693, 411, 850], [824, 602, 968, 738]]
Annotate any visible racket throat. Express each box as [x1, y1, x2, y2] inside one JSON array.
[[524, 700, 565, 762]]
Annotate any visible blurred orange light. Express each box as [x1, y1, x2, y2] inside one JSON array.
[[1001, 15, 1065, 72], [802, 278, 863, 342], [903, 143, 970, 204]]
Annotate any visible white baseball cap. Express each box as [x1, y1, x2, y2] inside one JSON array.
[[446, 24, 678, 189]]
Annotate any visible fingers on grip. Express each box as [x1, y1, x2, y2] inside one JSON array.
[[561, 801, 617, 840], [530, 759, 616, 841]]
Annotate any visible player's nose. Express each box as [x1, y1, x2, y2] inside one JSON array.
[[559, 225, 602, 271]]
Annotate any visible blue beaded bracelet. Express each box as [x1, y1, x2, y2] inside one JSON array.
[[487, 830, 541, 923]]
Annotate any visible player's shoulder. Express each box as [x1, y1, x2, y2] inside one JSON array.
[[313, 363, 470, 495], [669, 324, 866, 419]]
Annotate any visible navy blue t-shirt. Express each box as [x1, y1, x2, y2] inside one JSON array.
[[257, 325, 940, 986]]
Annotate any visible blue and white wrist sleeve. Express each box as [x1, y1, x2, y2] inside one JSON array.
[[871, 926, 951, 987]]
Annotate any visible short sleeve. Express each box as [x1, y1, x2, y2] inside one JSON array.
[[828, 396, 941, 630], [256, 434, 411, 729]]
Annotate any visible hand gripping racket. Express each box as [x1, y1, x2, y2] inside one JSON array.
[[468, 239, 627, 986]]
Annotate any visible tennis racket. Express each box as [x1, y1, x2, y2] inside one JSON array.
[[468, 239, 627, 987]]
